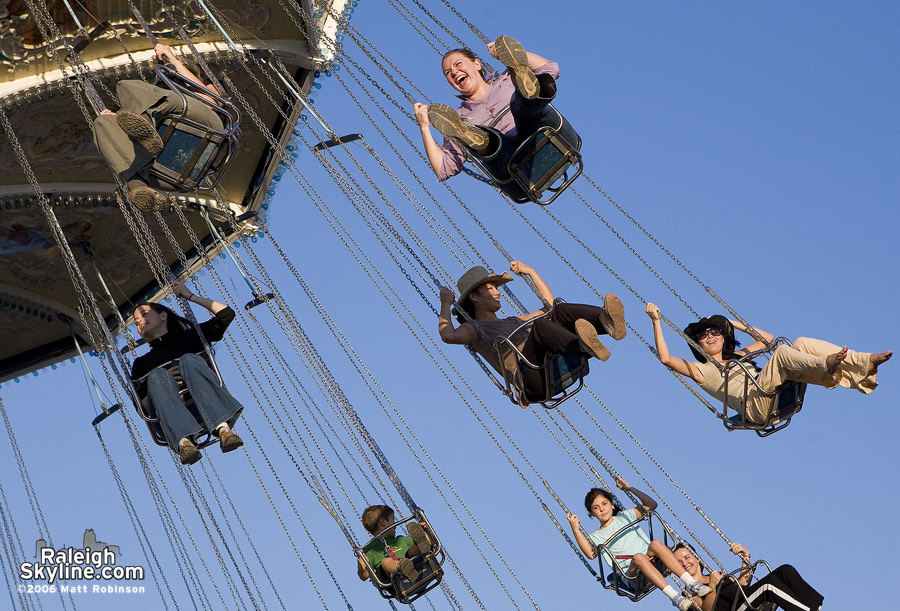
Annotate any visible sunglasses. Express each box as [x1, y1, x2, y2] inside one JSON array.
[[696, 328, 722, 341]]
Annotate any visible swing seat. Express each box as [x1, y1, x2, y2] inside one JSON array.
[[132, 352, 222, 450], [148, 64, 240, 192], [492, 304, 589, 410], [596, 510, 675, 602], [721, 338, 807, 437], [361, 511, 445, 605], [466, 105, 583, 205]]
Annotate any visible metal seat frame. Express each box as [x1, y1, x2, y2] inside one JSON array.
[[358, 510, 445, 604], [148, 64, 241, 192], [594, 510, 677, 602], [131, 347, 225, 449], [721, 337, 806, 437], [464, 104, 583, 205], [491, 305, 590, 410]]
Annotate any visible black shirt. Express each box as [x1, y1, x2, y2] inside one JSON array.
[[130, 307, 235, 393]]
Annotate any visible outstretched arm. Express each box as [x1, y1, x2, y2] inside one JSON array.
[[730, 320, 775, 355], [566, 513, 596, 559], [438, 287, 477, 345], [616, 476, 656, 518], [646, 303, 704, 383], [154, 44, 220, 103], [173, 280, 226, 314], [413, 103, 446, 177], [509, 261, 554, 316]]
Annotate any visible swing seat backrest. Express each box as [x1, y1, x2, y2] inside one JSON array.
[[465, 104, 583, 205], [506, 126, 583, 205], [148, 64, 241, 192]]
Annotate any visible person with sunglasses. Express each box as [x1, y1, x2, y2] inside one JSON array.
[[644, 303, 891, 425]]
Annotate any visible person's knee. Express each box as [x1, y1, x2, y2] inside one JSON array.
[[631, 553, 650, 569], [647, 539, 666, 555], [178, 353, 207, 370]]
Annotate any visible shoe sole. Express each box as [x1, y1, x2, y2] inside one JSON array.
[[427, 104, 489, 150], [221, 434, 244, 453], [398, 557, 419, 583], [117, 109, 164, 155], [407, 523, 432, 553], [179, 447, 202, 465], [494, 36, 538, 99], [601, 293, 627, 340], [575, 318, 611, 362]]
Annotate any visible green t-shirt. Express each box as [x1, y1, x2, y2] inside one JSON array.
[[364, 535, 414, 569]]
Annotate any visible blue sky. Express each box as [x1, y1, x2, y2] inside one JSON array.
[[1, 1, 898, 609]]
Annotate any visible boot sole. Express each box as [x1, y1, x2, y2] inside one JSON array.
[[575, 318, 611, 362], [117, 109, 164, 155], [428, 104, 488, 149], [601, 293, 627, 340], [494, 36, 538, 99]]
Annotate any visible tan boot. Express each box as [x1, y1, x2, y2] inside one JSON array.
[[494, 36, 539, 99], [117, 109, 164, 155], [575, 318, 611, 362]]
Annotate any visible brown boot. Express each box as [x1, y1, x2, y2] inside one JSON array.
[[178, 440, 202, 465], [598, 293, 627, 340], [218, 427, 244, 453], [398, 557, 419, 582], [117, 109, 164, 155], [126, 178, 166, 212], [575, 318, 611, 362]]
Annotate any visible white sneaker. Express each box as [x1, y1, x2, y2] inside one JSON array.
[[687, 580, 712, 597], [672, 594, 695, 611]]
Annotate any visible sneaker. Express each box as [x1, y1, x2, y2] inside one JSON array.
[[686, 581, 712, 597], [127, 178, 166, 212], [599, 293, 627, 340], [575, 318, 611, 362], [427, 104, 490, 151], [494, 36, 539, 99], [116, 109, 164, 155], [671, 593, 696, 611], [178, 442, 202, 465], [398, 557, 419, 583], [407, 523, 432, 554], [218, 428, 244, 453]]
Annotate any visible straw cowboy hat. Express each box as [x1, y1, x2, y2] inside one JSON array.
[[456, 266, 513, 305]]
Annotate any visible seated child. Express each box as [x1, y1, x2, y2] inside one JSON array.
[[357, 505, 432, 585], [567, 477, 711, 611]]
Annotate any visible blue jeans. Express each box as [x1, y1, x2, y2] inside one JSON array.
[[473, 75, 580, 199], [146, 353, 243, 451]]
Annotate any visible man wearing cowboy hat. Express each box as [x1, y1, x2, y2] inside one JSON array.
[[439, 261, 626, 404]]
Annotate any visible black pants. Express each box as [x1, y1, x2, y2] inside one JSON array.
[[518, 302, 607, 399], [715, 565, 823, 611]]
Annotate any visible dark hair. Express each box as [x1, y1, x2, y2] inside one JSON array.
[[361, 504, 395, 535], [442, 48, 489, 81], [134, 302, 193, 336], [584, 488, 620, 518]]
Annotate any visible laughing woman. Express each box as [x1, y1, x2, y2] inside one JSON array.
[[413, 35, 578, 200]]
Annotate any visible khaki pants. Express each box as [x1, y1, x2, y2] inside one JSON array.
[[744, 337, 875, 423]]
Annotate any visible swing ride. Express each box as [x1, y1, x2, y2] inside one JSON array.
[[0, 1, 893, 610]]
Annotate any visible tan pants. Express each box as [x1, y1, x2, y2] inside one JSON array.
[[745, 337, 875, 423], [92, 81, 224, 181]]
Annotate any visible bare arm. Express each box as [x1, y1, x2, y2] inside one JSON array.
[[357, 555, 370, 580], [646, 303, 704, 383], [566, 513, 596, 559], [154, 44, 220, 104], [616, 476, 656, 518], [731, 320, 775, 355], [729, 543, 752, 586], [413, 103, 446, 177], [173, 280, 227, 314], [509, 261, 554, 314], [438, 287, 478, 345]]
